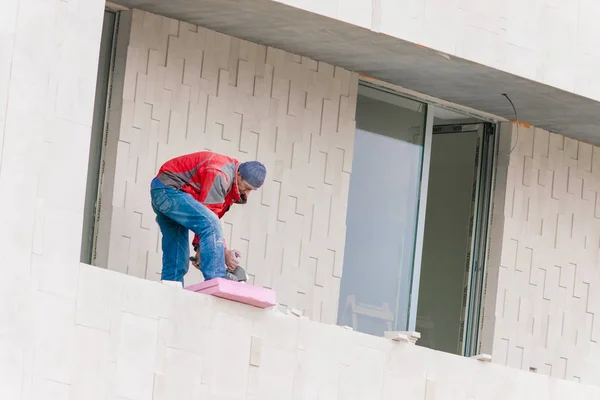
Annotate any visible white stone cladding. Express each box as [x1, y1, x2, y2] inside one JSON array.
[[10, 261, 600, 399], [97, 10, 357, 324], [0, 0, 106, 398], [493, 123, 600, 384]]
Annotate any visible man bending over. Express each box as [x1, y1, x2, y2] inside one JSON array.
[[150, 151, 266, 284]]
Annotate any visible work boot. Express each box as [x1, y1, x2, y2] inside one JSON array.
[[225, 266, 248, 283]]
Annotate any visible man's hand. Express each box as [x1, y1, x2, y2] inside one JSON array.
[[225, 249, 241, 271], [191, 248, 200, 269]]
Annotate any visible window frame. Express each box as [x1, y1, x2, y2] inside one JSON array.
[[356, 78, 499, 354]]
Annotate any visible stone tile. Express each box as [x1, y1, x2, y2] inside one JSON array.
[[382, 372, 426, 400], [249, 336, 262, 367], [114, 312, 158, 400], [70, 326, 111, 400], [76, 264, 124, 331], [31, 255, 79, 300], [163, 290, 216, 354], [121, 274, 168, 320], [158, 347, 204, 400], [37, 119, 92, 213], [201, 311, 253, 397], [253, 346, 297, 400], [32, 290, 76, 384], [30, 378, 70, 400], [0, 336, 25, 400], [337, 344, 387, 400]]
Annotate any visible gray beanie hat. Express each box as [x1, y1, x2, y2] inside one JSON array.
[[239, 161, 267, 188]]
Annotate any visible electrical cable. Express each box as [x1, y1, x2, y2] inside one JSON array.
[[501, 93, 519, 154]]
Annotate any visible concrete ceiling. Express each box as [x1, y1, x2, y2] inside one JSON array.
[[115, 0, 600, 145]]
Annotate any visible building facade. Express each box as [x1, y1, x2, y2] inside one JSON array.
[[3, 0, 600, 398]]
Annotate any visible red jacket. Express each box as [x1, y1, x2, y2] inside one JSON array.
[[155, 151, 242, 247]]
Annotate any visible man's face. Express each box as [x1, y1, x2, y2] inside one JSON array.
[[237, 171, 257, 202]]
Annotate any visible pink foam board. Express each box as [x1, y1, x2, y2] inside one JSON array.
[[184, 278, 276, 309]]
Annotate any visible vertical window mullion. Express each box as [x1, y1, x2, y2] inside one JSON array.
[[407, 105, 435, 331]]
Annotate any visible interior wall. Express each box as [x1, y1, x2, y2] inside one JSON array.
[[417, 130, 479, 354], [96, 10, 358, 324], [492, 123, 600, 385]]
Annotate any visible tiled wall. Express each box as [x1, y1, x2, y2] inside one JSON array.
[[9, 262, 600, 400], [493, 123, 600, 384], [96, 10, 357, 324], [0, 0, 104, 267]]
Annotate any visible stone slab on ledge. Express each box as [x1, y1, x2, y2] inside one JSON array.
[[185, 278, 276, 308]]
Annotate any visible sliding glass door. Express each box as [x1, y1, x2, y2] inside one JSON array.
[[337, 84, 429, 335], [337, 81, 496, 356]]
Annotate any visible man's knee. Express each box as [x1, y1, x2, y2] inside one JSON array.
[[199, 213, 223, 237]]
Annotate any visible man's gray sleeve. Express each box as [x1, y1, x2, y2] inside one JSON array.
[[204, 171, 229, 204]]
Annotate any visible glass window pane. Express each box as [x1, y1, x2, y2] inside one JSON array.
[[337, 84, 427, 336]]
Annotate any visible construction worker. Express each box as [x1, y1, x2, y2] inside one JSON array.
[[150, 151, 266, 285]]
